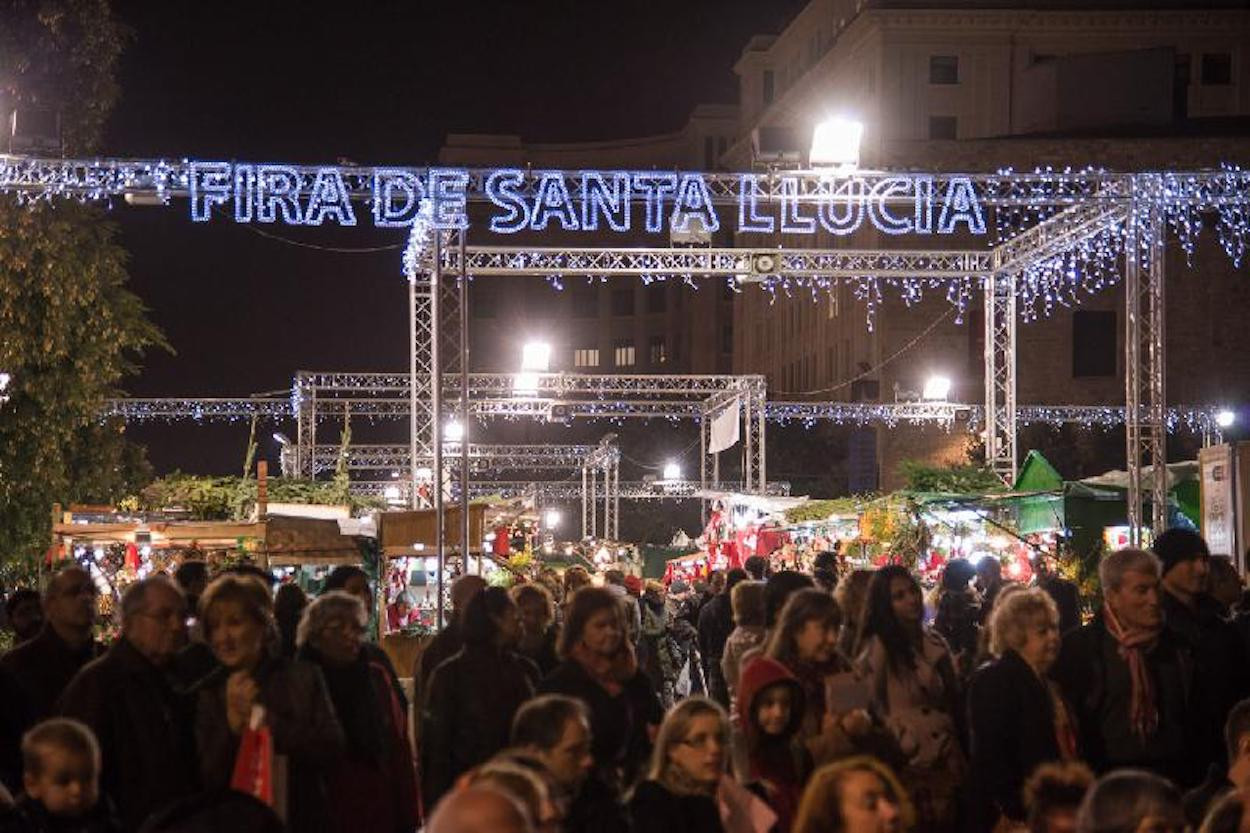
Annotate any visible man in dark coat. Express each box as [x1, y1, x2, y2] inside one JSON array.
[[1034, 552, 1082, 636], [511, 694, 629, 833], [1053, 548, 1194, 786], [0, 568, 101, 793], [1183, 698, 1250, 828], [1154, 528, 1250, 780], [696, 569, 746, 708], [58, 577, 199, 832]]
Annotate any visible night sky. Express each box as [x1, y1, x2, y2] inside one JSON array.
[[103, 0, 809, 475]]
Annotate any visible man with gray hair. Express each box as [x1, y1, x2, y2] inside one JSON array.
[[0, 567, 101, 793], [1053, 548, 1195, 786], [58, 575, 199, 831]]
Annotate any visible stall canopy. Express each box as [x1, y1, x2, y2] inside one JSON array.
[[378, 505, 486, 558]]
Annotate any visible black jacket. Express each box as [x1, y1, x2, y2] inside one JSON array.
[[628, 781, 723, 833], [420, 645, 539, 807], [1052, 615, 1193, 785], [1037, 575, 1081, 636], [57, 639, 200, 833], [1162, 590, 1250, 776], [567, 773, 632, 833], [195, 656, 345, 833], [540, 659, 662, 790], [0, 628, 100, 791], [0, 795, 121, 833], [967, 650, 1066, 828]]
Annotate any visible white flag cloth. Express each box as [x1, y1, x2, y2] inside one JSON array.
[[709, 400, 740, 454]]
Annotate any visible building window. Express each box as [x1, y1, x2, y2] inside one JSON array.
[[1174, 54, 1191, 121], [929, 115, 957, 140], [649, 336, 667, 366], [704, 136, 716, 169], [614, 340, 635, 368], [717, 136, 727, 160], [762, 70, 775, 105], [1072, 310, 1116, 377], [827, 346, 836, 382], [1201, 52, 1232, 85], [929, 55, 959, 85], [570, 286, 597, 317], [574, 348, 600, 368], [721, 324, 733, 354], [611, 288, 634, 316], [647, 284, 667, 314]]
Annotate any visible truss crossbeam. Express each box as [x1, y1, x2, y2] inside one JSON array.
[[351, 479, 791, 501]]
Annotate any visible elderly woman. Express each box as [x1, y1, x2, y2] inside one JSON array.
[[628, 696, 728, 833], [793, 757, 912, 833], [539, 586, 661, 793], [296, 591, 418, 833], [195, 575, 344, 833], [966, 588, 1076, 833]]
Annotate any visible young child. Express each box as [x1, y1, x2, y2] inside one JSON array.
[[737, 657, 811, 833], [0, 719, 120, 833]]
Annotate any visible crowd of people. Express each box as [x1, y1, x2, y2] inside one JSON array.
[[2, 528, 1250, 833]]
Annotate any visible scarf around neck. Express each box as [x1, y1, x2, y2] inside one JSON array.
[[571, 640, 638, 696], [1102, 603, 1161, 740], [660, 760, 719, 797]]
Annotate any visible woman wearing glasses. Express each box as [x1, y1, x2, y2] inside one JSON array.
[[629, 696, 729, 833], [297, 591, 419, 833]]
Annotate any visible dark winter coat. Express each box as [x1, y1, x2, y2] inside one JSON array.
[[412, 620, 462, 710], [698, 593, 735, 706], [57, 639, 200, 833], [540, 659, 662, 790], [300, 645, 418, 833], [420, 644, 539, 807], [0, 795, 121, 833], [1052, 614, 1193, 785], [628, 780, 724, 833], [195, 656, 345, 833], [1037, 575, 1081, 636], [1162, 589, 1250, 776], [0, 628, 101, 792], [967, 649, 1069, 829], [565, 773, 632, 833]]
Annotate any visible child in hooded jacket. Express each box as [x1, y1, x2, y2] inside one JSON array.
[[736, 657, 812, 833]]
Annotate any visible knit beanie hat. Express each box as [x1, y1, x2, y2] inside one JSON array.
[[1151, 527, 1210, 576]]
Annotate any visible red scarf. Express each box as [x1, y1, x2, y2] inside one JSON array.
[[1102, 603, 1160, 740], [570, 640, 638, 696]]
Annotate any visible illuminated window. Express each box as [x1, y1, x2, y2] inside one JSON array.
[[574, 348, 600, 368], [614, 340, 635, 367]]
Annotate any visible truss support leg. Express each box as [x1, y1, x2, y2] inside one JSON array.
[[700, 414, 709, 524], [430, 232, 446, 629], [1125, 177, 1168, 545], [581, 466, 589, 539], [296, 377, 317, 480], [983, 272, 1018, 485], [457, 230, 472, 573], [589, 466, 597, 539]]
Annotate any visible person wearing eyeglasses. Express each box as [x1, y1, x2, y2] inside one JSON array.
[[58, 576, 199, 832], [297, 591, 418, 833], [629, 696, 729, 833]]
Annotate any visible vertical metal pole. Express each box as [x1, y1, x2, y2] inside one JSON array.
[[1125, 185, 1144, 546], [409, 278, 419, 510], [700, 413, 708, 524], [432, 233, 445, 629], [757, 385, 767, 492], [612, 458, 620, 540], [458, 231, 472, 573], [602, 462, 611, 540], [581, 466, 589, 539], [1147, 197, 1168, 536], [743, 392, 753, 492]]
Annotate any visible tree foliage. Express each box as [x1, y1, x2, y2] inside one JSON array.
[[0, 1, 162, 564], [135, 473, 384, 521], [897, 460, 1006, 495]]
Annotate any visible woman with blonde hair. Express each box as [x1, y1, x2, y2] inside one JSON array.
[[629, 696, 729, 833], [195, 574, 344, 833], [793, 756, 912, 833], [967, 587, 1077, 833]]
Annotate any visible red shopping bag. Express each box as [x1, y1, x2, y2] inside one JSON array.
[[230, 706, 273, 807]]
